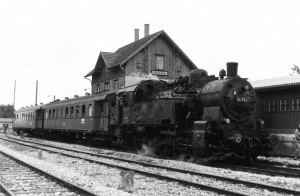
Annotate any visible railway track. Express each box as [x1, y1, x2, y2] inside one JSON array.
[[0, 148, 98, 196], [210, 162, 300, 178], [1, 135, 300, 195]]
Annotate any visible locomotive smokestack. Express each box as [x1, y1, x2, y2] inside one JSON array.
[[226, 62, 238, 78]]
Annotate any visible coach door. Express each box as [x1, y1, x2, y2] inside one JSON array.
[[36, 109, 44, 129], [100, 101, 109, 131]]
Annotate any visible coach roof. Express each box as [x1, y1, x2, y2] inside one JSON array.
[[15, 105, 44, 113], [42, 90, 117, 109]]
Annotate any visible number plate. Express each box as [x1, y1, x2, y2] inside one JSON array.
[[236, 97, 248, 102]]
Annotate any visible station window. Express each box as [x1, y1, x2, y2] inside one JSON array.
[[177, 65, 182, 72], [82, 105, 86, 117], [268, 100, 276, 111], [114, 79, 119, 90], [280, 99, 289, 111], [292, 98, 300, 111], [96, 84, 100, 93], [104, 82, 110, 91], [88, 104, 93, 117], [156, 55, 164, 70]]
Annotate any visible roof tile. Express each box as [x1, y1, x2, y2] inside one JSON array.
[[110, 31, 162, 67]]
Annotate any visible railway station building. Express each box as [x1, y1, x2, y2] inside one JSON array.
[[0, 118, 14, 131], [251, 74, 300, 157], [251, 74, 300, 132], [85, 24, 197, 95]]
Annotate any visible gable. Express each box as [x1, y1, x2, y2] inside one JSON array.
[[85, 30, 197, 77]]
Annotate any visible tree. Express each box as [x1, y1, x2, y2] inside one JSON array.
[[0, 105, 15, 118], [291, 64, 300, 74]]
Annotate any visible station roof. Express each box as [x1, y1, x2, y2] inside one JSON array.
[[251, 74, 300, 90], [85, 30, 197, 77]]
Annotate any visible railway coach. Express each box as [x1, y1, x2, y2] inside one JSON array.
[[14, 90, 117, 141], [14, 105, 44, 135]]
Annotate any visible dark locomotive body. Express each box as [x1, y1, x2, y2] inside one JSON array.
[[14, 62, 271, 159], [108, 63, 270, 158]]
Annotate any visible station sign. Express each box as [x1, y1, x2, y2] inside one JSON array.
[[151, 70, 168, 76]]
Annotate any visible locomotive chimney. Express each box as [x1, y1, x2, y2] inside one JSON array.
[[226, 62, 238, 78], [134, 28, 139, 41], [144, 24, 149, 37]]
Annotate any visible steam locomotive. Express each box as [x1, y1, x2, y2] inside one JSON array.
[[14, 62, 271, 159]]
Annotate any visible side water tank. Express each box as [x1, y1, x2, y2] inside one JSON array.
[[189, 69, 208, 85]]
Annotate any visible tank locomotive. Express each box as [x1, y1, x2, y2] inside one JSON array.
[[109, 62, 270, 159]]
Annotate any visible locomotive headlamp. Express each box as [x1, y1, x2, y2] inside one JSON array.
[[236, 136, 242, 143], [223, 118, 230, 124]]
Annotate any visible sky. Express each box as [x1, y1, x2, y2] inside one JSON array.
[[1, 0, 300, 109]]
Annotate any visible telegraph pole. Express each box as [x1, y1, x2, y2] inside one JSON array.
[[13, 80, 16, 108], [35, 80, 38, 106]]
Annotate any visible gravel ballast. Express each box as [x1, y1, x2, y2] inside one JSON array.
[[1, 135, 300, 195]]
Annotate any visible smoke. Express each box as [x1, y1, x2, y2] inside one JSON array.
[[176, 154, 194, 163], [125, 72, 161, 86], [176, 154, 185, 161], [137, 144, 157, 158]]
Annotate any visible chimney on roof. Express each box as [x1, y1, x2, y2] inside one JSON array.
[[144, 24, 149, 37], [134, 28, 139, 41]]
